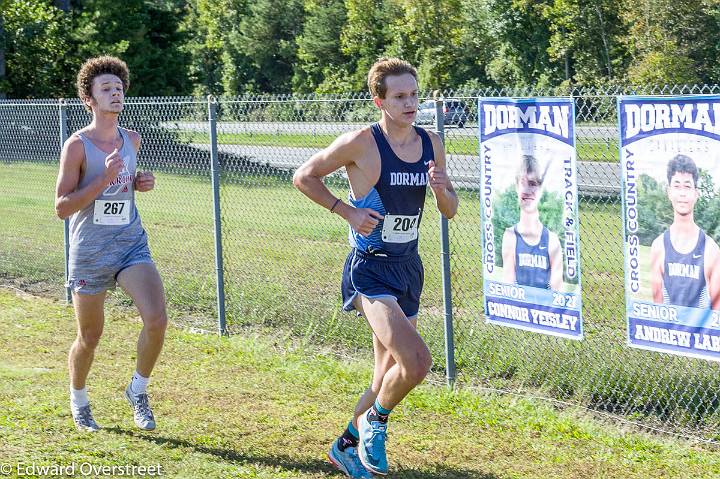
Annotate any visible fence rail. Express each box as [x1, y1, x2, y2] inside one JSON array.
[[2, 85, 719, 443]]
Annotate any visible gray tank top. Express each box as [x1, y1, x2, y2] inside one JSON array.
[[68, 127, 147, 255]]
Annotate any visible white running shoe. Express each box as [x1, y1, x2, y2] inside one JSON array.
[[124, 385, 156, 431]]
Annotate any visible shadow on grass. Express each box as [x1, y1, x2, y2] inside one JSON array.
[[106, 427, 498, 479], [392, 464, 499, 479]]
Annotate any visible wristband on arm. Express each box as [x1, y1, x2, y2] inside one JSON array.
[[330, 198, 341, 213]]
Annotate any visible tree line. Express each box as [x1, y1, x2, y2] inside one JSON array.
[[1, 0, 719, 99]]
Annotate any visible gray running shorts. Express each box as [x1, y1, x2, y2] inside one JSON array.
[[66, 239, 153, 295]]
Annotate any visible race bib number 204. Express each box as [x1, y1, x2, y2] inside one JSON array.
[[93, 200, 130, 225], [382, 214, 419, 243]]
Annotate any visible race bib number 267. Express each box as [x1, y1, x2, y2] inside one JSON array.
[[94, 200, 130, 225]]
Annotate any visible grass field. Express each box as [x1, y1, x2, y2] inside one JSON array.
[[176, 131, 618, 163], [2, 287, 720, 479], [2, 160, 720, 442]]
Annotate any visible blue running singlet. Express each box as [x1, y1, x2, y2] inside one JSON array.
[[341, 124, 433, 317], [514, 225, 551, 289], [348, 123, 432, 257], [662, 229, 708, 308]]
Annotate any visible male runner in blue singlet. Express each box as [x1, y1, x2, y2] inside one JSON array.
[[502, 155, 563, 290], [55, 56, 167, 432], [293, 58, 458, 477], [650, 154, 720, 308]]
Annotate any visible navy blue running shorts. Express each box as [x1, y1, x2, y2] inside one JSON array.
[[341, 248, 424, 318]]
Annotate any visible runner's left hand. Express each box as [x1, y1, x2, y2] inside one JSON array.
[[428, 160, 448, 194], [135, 171, 155, 192]]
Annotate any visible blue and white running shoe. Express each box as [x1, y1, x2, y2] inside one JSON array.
[[72, 403, 101, 432], [124, 385, 156, 431], [358, 408, 388, 475], [328, 439, 373, 478]]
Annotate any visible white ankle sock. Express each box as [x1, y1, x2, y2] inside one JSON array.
[[70, 386, 89, 411], [130, 371, 149, 395]]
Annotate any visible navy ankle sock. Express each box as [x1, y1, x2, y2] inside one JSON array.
[[338, 422, 359, 451], [368, 400, 391, 423]]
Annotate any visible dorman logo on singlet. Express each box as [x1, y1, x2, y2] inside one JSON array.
[[104, 157, 134, 196], [518, 253, 548, 269], [389, 172, 428, 186], [667, 262, 700, 279]]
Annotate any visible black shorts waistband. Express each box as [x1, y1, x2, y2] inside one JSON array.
[[352, 248, 419, 263]]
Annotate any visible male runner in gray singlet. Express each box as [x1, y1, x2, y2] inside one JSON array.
[[55, 56, 167, 432]]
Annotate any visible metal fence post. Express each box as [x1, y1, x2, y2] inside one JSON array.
[[208, 96, 228, 336], [58, 99, 71, 304], [434, 95, 456, 387]]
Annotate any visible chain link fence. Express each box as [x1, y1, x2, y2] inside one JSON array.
[[2, 84, 720, 442]]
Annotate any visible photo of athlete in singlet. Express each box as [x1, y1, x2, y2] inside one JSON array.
[[650, 154, 720, 309], [501, 155, 563, 290], [293, 58, 458, 477], [55, 56, 167, 432]]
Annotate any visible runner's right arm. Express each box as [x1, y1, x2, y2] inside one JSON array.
[[293, 131, 383, 237], [501, 227, 516, 284], [704, 237, 720, 310], [55, 136, 123, 219], [548, 231, 563, 290], [649, 236, 664, 303]]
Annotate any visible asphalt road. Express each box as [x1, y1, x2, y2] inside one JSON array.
[[168, 121, 617, 140], [192, 142, 620, 196]]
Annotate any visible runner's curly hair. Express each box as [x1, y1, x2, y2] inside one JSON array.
[[76, 56, 130, 111]]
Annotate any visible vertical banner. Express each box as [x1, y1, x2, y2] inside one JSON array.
[[479, 98, 582, 339], [620, 95, 720, 361]]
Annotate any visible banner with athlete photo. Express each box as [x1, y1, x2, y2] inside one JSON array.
[[620, 95, 720, 361], [480, 97, 583, 339]]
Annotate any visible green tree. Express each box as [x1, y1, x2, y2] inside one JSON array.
[[0, 0, 72, 98], [54, 0, 71, 11], [383, 0, 465, 90], [485, 0, 561, 88], [0, 9, 6, 98], [70, 0, 191, 96], [238, 0, 304, 93], [543, 0, 627, 85], [221, 18, 255, 96], [340, 0, 399, 91], [180, 0, 253, 96], [293, 0, 348, 93], [452, 0, 497, 89], [181, 0, 225, 96], [694, 170, 720, 239], [622, 0, 719, 85], [627, 44, 701, 86]]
